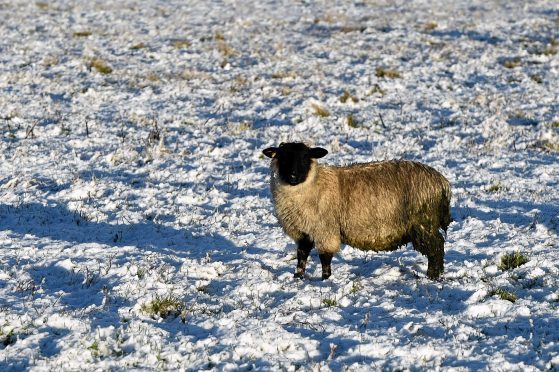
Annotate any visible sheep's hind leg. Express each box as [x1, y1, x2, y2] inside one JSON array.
[[426, 232, 444, 280], [411, 227, 445, 280], [294, 234, 313, 278]]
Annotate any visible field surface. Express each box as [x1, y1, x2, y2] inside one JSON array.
[[1, 0, 558, 370]]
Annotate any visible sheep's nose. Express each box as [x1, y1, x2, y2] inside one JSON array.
[[289, 174, 297, 182]]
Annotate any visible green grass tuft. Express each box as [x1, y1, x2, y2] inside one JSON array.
[[490, 288, 518, 302], [88, 340, 99, 351], [141, 295, 186, 319], [498, 251, 529, 271], [323, 298, 338, 307], [487, 182, 505, 193], [350, 281, 363, 294]]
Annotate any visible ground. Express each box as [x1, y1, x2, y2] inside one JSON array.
[[0, 0, 558, 370]]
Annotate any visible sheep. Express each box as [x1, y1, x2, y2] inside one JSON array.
[[262, 142, 451, 280]]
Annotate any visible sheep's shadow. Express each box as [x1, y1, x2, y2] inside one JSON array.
[[296, 248, 558, 369], [0, 202, 251, 261], [0, 201, 267, 361]]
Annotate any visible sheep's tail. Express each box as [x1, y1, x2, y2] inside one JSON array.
[[439, 179, 452, 233]]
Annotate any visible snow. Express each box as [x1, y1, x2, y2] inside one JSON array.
[[1, 0, 558, 370]]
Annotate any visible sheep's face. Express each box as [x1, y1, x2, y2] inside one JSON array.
[[262, 143, 328, 186]]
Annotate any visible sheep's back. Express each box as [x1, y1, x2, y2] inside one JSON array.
[[336, 160, 449, 251]]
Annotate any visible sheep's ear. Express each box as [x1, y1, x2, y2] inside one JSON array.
[[309, 147, 328, 159], [263, 147, 278, 158]]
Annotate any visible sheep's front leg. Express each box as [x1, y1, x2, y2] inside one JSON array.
[[294, 234, 313, 278], [319, 252, 333, 280]]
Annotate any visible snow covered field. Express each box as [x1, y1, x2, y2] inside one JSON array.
[[1, 0, 558, 369]]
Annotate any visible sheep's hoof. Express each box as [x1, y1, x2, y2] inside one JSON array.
[[427, 266, 444, 280], [321, 273, 331, 280], [294, 272, 305, 279]]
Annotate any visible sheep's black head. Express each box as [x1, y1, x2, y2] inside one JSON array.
[[262, 142, 328, 185]]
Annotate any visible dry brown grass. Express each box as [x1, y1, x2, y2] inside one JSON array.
[[90, 58, 113, 74], [311, 103, 330, 117], [375, 67, 401, 79]]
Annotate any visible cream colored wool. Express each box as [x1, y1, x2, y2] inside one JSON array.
[[269, 159, 451, 254]]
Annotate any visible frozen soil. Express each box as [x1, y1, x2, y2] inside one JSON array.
[[0, 0, 558, 370]]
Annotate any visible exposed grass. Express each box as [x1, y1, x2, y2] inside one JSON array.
[[145, 73, 160, 82], [424, 21, 438, 30], [368, 83, 385, 96], [490, 288, 518, 303], [214, 31, 225, 41], [323, 298, 338, 307], [216, 41, 236, 57], [487, 182, 505, 193], [502, 57, 522, 69], [350, 281, 363, 294], [271, 71, 296, 79], [339, 90, 359, 103], [539, 140, 559, 153], [339, 25, 366, 33], [172, 40, 191, 49], [228, 121, 252, 134], [141, 295, 186, 320], [59, 125, 71, 136], [73, 31, 92, 37], [498, 251, 529, 271], [507, 111, 538, 126], [130, 43, 147, 50], [88, 340, 99, 353], [311, 103, 330, 118], [529, 74, 543, 84], [228, 75, 249, 92], [375, 67, 401, 79], [346, 113, 359, 128], [90, 58, 113, 74], [550, 121, 559, 128], [542, 41, 557, 56], [42, 55, 59, 67]]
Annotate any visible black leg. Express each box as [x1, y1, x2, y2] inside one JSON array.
[[426, 233, 445, 280], [294, 234, 313, 278], [319, 252, 333, 280], [411, 226, 445, 280]]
